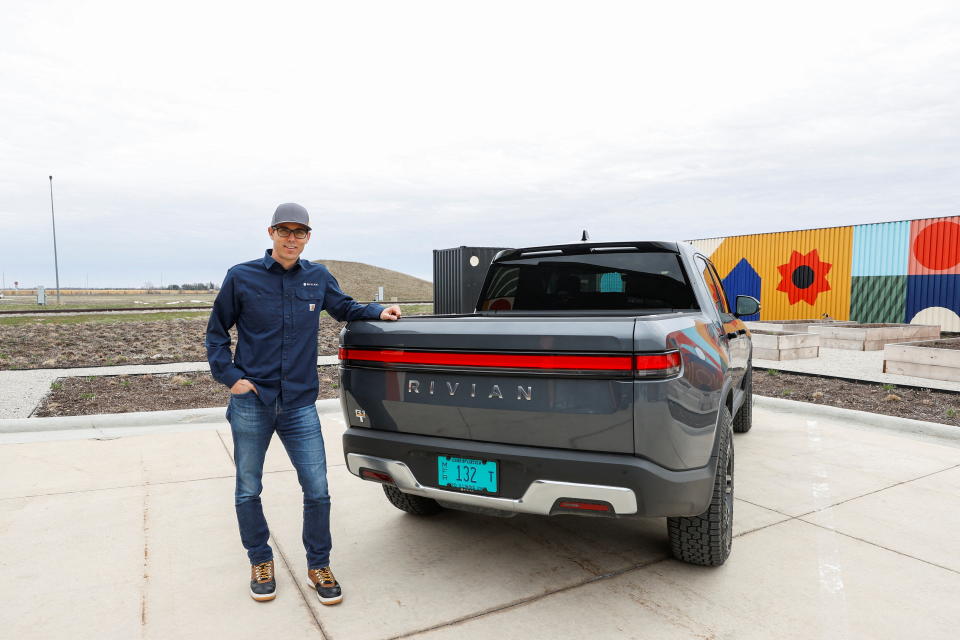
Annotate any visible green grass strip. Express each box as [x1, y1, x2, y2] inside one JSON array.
[[0, 311, 211, 326]]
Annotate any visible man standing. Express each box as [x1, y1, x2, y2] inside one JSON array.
[[206, 203, 401, 604]]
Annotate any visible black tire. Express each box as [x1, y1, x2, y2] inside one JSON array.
[[667, 407, 734, 566], [382, 484, 444, 516], [732, 367, 753, 434]]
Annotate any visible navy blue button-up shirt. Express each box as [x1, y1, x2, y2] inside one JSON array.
[[205, 250, 384, 409]]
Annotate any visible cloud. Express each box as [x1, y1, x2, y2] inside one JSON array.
[[2, 1, 959, 286]]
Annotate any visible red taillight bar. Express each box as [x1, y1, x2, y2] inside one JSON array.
[[339, 348, 633, 370], [339, 348, 681, 375]]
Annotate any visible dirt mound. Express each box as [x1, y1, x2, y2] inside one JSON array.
[[312, 259, 432, 302]]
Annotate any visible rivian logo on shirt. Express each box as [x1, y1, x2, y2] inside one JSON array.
[[303, 282, 320, 286]]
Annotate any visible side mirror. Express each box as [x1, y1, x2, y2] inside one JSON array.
[[734, 295, 760, 318]]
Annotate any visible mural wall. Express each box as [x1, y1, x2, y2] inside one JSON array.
[[689, 216, 960, 331]]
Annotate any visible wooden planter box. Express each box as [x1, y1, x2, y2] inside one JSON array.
[[744, 319, 856, 333], [808, 323, 941, 351], [751, 330, 820, 361], [883, 338, 960, 382]]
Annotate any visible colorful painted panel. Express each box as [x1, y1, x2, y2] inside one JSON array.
[[906, 274, 960, 331], [706, 227, 853, 321], [851, 276, 906, 323], [852, 221, 910, 276], [909, 216, 960, 275], [721, 259, 760, 321]]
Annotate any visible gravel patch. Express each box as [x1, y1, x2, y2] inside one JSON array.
[[34, 366, 341, 417], [754, 369, 960, 427], [0, 316, 345, 370]]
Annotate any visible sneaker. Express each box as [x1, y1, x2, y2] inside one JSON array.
[[307, 566, 343, 605], [250, 560, 276, 602]]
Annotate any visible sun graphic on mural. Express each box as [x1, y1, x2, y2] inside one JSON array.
[[776, 249, 832, 305]]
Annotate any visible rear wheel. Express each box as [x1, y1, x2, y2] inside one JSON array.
[[382, 484, 444, 515], [732, 367, 753, 434], [667, 407, 734, 566]]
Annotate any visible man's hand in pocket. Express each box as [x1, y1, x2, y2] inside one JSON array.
[[230, 379, 259, 395]]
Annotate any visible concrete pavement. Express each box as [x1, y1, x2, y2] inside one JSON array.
[[2, 402, 959, 639]]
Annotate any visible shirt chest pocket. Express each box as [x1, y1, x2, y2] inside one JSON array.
[[241, 291, 283, 332], [295, 287, 324, 317]]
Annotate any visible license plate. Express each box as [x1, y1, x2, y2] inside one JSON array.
[[437, 455, 498, 494]]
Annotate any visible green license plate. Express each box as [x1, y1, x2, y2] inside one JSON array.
[[437, 455, 498, 494]]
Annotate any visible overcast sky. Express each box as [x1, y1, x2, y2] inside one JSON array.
[[2, 1, 958, 288]]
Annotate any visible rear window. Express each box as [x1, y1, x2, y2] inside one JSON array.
[[478, 252, 698, 312]]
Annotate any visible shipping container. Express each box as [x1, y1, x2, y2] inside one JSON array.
[[689, 215, 960, 331], [432, 246, 510, 314]]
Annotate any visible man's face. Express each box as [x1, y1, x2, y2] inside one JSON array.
[[268, 222, 311, 265]]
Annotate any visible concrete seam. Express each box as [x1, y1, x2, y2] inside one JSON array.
[[792, 462, 960, 519], [735, 496, 793, 517], [216, 430, 234, 465], [140, 457, 151, 634], [0, 473, 236, 502], [388, 556, 671, 639], [501, 517, 606, 577], [733, 515, 802, 538], [216, 428, 328, 636], [272, 537, 328, 637], [26, 375, 58, 419], [799, 519, 960, 576], [729, 498, 798, 536]]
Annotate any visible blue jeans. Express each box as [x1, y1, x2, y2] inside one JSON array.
[[226, 391, 332, 569]]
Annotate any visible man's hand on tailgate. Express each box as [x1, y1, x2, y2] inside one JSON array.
[[380, 305, 402, 321]]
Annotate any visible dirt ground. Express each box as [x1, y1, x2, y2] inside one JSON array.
[[753, 369, 960, 427], [0, 317, 345, 369], [910, 340, 960, 349], [34, 366, 341, 417]]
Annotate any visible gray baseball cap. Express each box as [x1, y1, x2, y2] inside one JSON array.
[[271, 203, 312, 230]]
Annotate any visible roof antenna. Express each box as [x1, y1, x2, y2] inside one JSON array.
[[580, 229, 590, 242]]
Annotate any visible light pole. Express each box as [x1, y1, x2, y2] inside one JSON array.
[[48, 175, 62, 304]]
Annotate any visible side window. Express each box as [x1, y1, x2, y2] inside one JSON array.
[[696, 257, 729, 316], [706, 262, 731, 314]]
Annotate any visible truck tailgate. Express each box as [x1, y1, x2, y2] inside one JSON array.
[[339, 316, 637, 454]]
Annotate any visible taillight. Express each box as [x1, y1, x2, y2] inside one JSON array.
[[360, 468, 395, 485], [634, 351, 681, 378], [553, 499, 615, 516], [558, 501, 611, 512], [338, 347, 347, 360]]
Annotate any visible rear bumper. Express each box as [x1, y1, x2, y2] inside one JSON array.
[[343, 428, 717, 517]]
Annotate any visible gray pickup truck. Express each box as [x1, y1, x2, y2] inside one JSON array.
[[338, 241, 759, 566]]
